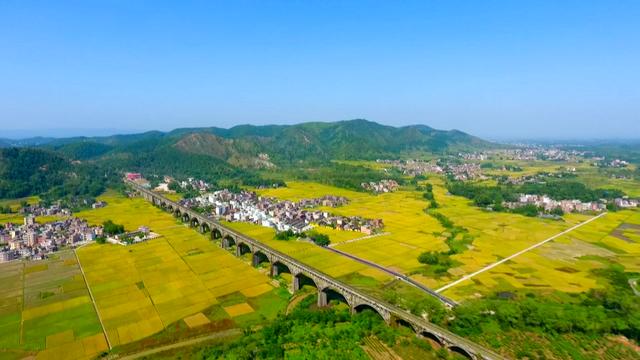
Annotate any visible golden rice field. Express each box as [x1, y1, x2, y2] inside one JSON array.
[[256, 180, 640, 302], [72, 192, 287, 348], [221, 220, 393, 284], [0, 251, 107, 360], [443, 208, 640, 300], [257, 182, 449, 274]]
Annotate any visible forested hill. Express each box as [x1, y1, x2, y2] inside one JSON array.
[[3, 119, 495, 166], [0, 148, 109, 200]]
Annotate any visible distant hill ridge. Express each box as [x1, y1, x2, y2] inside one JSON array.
[[1, 119, 495, 165]]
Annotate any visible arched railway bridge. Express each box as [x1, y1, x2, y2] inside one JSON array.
[[126, 180, 505, 360]]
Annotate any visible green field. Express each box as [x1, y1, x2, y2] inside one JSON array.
[[0, 251, 107, 360]]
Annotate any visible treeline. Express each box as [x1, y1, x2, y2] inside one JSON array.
[[289, 163, 404, 192], [446, 180, 624, 211], [448, 266, 640, 350]]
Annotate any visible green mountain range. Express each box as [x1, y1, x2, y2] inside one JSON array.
[[10, 119, 492, 164], [0, 120, 495, 200]]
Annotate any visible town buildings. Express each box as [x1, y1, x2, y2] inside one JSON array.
[[0, 216, 102, 262], [180, 189, 383, 235]]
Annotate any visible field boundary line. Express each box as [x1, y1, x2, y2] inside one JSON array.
[[74, 249, 112, 350], [436, 212, 608, 294], [328, 232, 391, 247]]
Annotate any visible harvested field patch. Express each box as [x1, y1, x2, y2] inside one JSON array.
[[183, 313, 211, 328], [223, 303, 254, 317]]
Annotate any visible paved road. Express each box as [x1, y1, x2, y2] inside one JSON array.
[[115, 328, 242, 360], [324, 246, 457, 307], [436, 212, 608, 293]]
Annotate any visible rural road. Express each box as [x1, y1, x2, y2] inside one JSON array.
[[436, 212, 608, 293], [115, 328, 242, 360]]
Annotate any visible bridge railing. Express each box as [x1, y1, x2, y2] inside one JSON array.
[[126, 180, 505, 359]]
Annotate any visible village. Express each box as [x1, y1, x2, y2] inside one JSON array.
[[377, 159, 486, 180], [503, 194, 639, 214], [0, 214, 102, 262], [179, 189, 384, 235], [360, 179, 399, 193]]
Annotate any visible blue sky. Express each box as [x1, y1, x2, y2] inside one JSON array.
[[1, 1, 638, 139]]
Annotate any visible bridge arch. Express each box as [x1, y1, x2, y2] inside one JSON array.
[[190, 216, 200, 228], [319, 287, 350, 308], [353, 303, 385, 321], [181, 213, 191, 223], [394, 318, 416, 334], [252, 250, 270, 267], [200, 223, 210, 233], [211, 228, 222, 240], [419, 330, 444, 347], [222, 235, 236, 249], [236, 242, 252, 256], [293, 272, 318, 292], [271, 260, 291, 277], [448, 345, 473, 359]]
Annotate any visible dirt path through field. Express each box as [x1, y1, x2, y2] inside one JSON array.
[[115, 328, 242, 360]]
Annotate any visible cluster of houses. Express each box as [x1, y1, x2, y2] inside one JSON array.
[[445, 163, 485, 181], [503, 194, 639, 214], [614, 198, 640, 209], [461, 148, 586, 162], [361, 180, 399, 193], [0, 215, 102, 262], [19, 203, 71, 217], [596, 159, 629, 168], [376, 159, 443, 177], [377, 159, 485, 180], [126, 172, 151, 188], [180, 189, 383, 235], [497, 169, 576, 186], [178, 177, 212, 192], [106, 226, 159, 246]]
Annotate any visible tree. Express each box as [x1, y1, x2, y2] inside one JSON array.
[[309, 232, 330, 246], [102, 220, 125, 236], [550, 207, 564, 216], [418, 251, 440, 265]]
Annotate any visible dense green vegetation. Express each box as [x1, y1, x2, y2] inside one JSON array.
[[195, 295, 439, 360], [0, 148, 115, 207], [308, 231, 331, 246], [102, 220, 125, 236], [274, 229, 298, 241], [417, 210, 472, 275], [290, 163, 404, 192], [443, 265, 640, 359]]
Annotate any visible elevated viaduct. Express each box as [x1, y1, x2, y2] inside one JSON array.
[[127, 180, 505, 360]]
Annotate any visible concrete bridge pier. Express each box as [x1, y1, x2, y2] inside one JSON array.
[[317, 289, 328, 307], [293, 276, 301, 292]]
